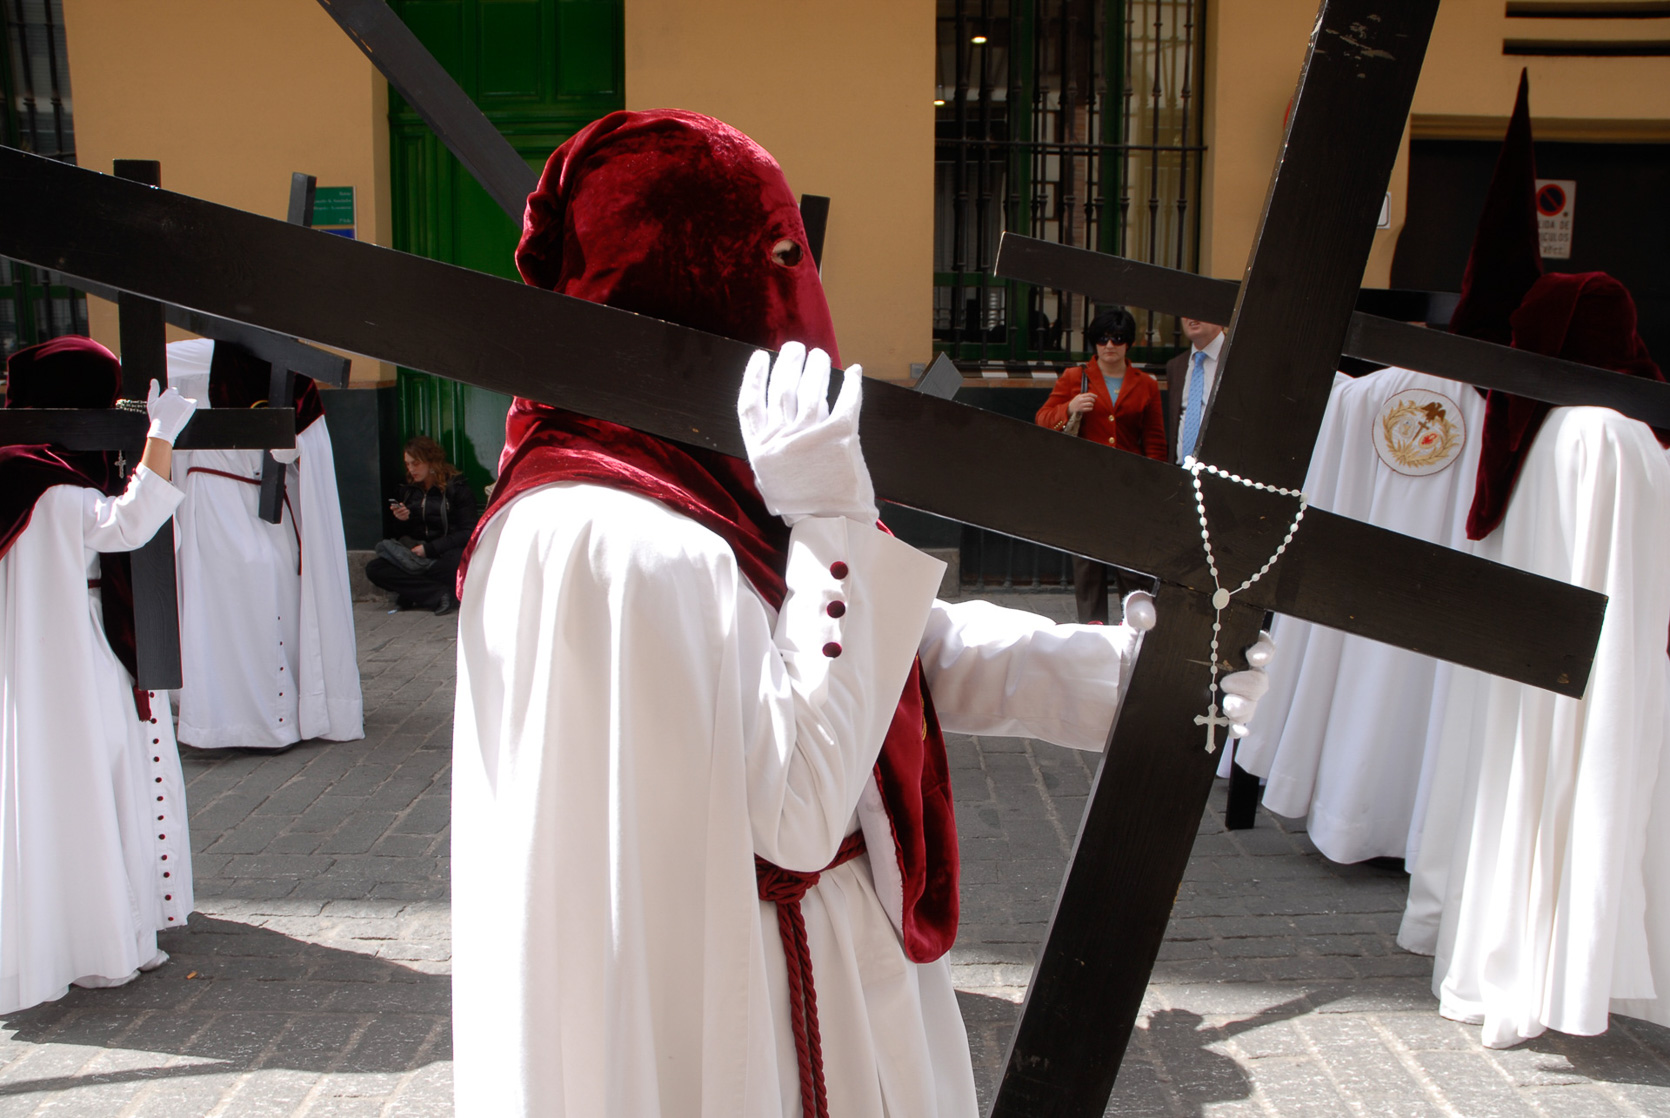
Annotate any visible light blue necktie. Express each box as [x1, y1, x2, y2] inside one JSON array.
[[1179, 350, 1207, 461]]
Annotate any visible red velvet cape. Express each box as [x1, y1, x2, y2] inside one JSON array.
[[458, 109, 960, 962]]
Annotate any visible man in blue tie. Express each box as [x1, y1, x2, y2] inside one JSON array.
[[1163, 317, 1227, 464]]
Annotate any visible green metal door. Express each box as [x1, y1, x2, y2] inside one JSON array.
[[389, 0, 623, 494]]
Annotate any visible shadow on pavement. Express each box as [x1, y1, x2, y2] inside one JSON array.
[[0, 915, 448, 1097]]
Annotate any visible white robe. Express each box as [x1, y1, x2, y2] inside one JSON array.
[[0, 467, 194, 1013], [168, 339, 363, 750], [1233, 368, 1485, 864], [452, 482, 1139, 1117], [1398, 406, 1670, 1047]]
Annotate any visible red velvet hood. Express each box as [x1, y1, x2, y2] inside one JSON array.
[[460, 110, 959, 962], [1, 335, 125, 549], [515, 108, 838, 361], [0, 336, 145, 698], [1466, 272, 1668, 539]]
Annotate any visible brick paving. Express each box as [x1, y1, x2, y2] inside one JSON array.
[[0, 590, 1665, 1115]]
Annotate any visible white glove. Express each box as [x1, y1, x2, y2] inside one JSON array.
[[145, 380, 198, 445], [1121, 590, 1157, 632], [1221, 630, 1276, 738], [269, 446, 300, 464], [737, 342, 877, 525]]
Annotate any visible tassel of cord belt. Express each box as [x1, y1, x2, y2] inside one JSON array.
[[755, 830, 867, 1118]]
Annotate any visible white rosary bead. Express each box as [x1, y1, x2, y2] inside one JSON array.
[[1188, 456, 1309, 754]]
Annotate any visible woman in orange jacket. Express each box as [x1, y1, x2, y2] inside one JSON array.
[[1034, 307, 1167, 621]]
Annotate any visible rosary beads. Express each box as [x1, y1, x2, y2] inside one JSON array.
[[1184, 455, 1308, 753]]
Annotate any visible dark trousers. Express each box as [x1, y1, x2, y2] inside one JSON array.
[[1072, 558, 1153, 625], [366, 553, 459, 607]]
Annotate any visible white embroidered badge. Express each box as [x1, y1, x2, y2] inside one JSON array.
[[1372, 388, 1466, 477]]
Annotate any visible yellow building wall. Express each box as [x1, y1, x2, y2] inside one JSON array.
[[1202, 0, 1670, 289], [625, 0, 935, 382], [61, 0, 393, 385]]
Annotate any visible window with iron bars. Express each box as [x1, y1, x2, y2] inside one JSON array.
[[934, 0, 1205, 372], [1, 0, 87, 362]]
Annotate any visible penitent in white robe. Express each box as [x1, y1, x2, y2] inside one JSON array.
[[1233, 368, 1485, 864], [1399, 406, 1670, 1047], [0, 468, 194, 1013], [168, 340, 363, 750], [452, 482, 1140, 1117]]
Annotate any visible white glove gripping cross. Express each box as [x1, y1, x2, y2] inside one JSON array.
[[145, 379, 198, 445], [738, 343, 878, 526], [1220, 631, 1275, 739]]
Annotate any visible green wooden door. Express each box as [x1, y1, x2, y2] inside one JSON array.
[[389, 0, 623, 495]]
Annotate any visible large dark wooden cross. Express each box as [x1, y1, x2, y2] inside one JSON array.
[[0, 2, 1638, 1112], [59, 170, 352, 531], [0, 159, 296, 690]]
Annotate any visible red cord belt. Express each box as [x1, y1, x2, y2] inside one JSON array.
[[755, 830, 867, 1118], [186, 466, 301, 573]]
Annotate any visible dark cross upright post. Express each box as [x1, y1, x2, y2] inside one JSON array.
[[112, 158, 183, 691], [15, 159, 298, 689], [1223, 747, 1262, 831], [798, 194, 830, 271], [989, 3, 1447, 1112], [255, 171, 319, 524], [315, 0, 536, 222]]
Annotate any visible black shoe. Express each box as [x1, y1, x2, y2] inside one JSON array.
[[433, 596, 457, 616], [394, 595, 415, 610]]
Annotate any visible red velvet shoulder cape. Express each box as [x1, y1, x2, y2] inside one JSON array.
[[458, 402, 961, 962]]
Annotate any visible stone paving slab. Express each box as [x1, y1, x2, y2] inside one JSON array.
[[0, 591, 1665, 1115]]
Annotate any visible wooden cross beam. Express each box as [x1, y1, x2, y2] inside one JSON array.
[[995, 235, 1670, 430], [57, 168, 348, 530], [315, 0, 536, 222], [799, 194, 831, 271], [255, 171, 321, 524], [0, 142, 1603, 693], [61, 266, 352, 388], [989, 4, 1471, 1112], [318, 0, 839, 282], [115, 158, 188, 689], [4, 158, 296, 690]]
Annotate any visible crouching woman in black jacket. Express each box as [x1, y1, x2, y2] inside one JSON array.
[[366, 436, 479, 615]]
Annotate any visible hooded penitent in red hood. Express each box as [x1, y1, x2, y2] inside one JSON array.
[[457, 109, 959, 966], [1446, 73, 1670, 538], [1466, 272, 1668, 540], [207, 342, 325, 434], [0, 336, 147, 712]]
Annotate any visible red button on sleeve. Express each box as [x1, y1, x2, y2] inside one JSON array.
[[822, 642, 842, 658], [829, 561, 849, 579], [827, 601, 846, 618]]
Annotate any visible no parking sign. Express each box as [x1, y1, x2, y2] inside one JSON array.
[[1535, 179, 1576, 259]]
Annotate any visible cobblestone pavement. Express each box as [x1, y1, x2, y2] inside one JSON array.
[[0, 591, 1666, 1115]]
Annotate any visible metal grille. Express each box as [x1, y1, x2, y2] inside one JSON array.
[[934, 0, 1206, 369], [1, 0, 87, 361]]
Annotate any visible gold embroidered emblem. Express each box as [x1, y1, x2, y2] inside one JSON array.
[[1371, 387, 1466, 477]]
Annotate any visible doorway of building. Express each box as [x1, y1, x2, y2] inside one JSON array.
[[388, 0, 623, 497]]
